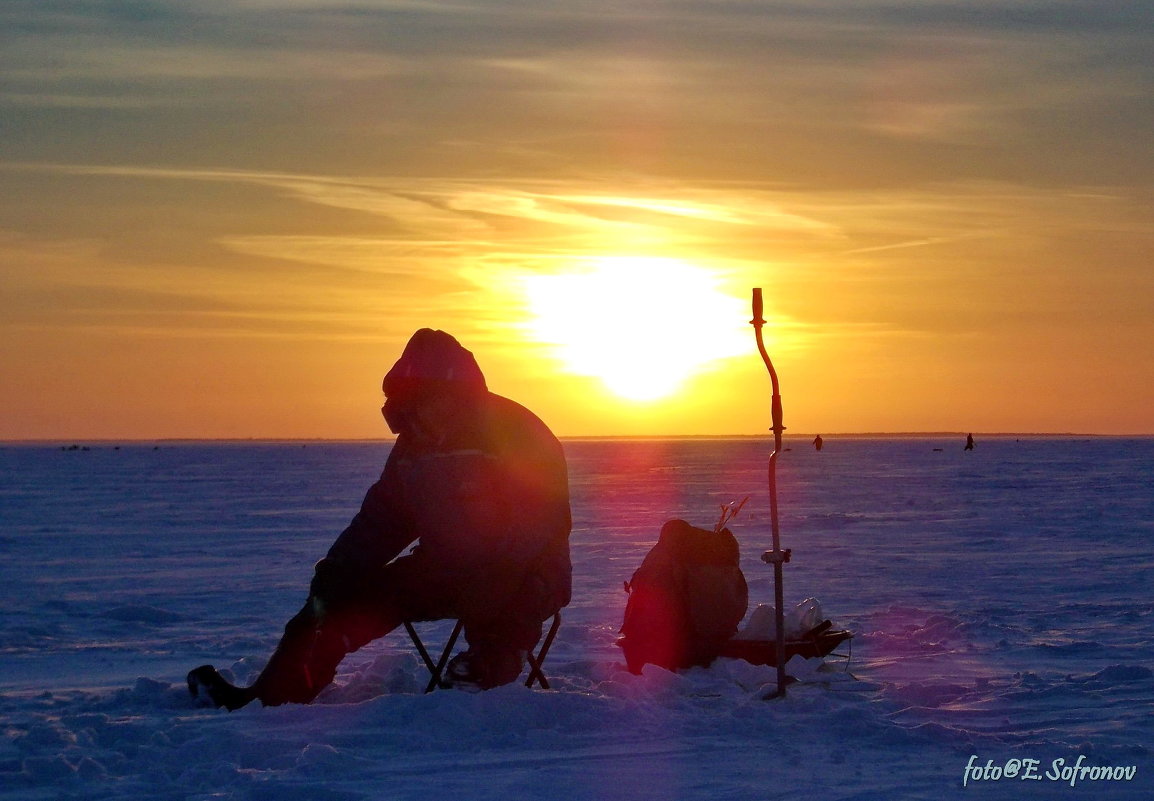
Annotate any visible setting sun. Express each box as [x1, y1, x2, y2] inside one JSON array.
[[521, 257, 749, 402]]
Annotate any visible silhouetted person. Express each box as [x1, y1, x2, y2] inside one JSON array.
[[964, 433, 975, 451], [188, 329, 572, 708], [813, 434, 824, 452]]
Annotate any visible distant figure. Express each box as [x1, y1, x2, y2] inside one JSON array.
[[964, 433, 975, 451], [188, 329, 572, 708], [813, 434, 824, 452]]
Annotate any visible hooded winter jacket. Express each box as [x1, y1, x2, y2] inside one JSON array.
[[324, 332, 571, 623]]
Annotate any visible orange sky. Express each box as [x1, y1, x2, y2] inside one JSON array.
[[2, 2, 1152, 439]]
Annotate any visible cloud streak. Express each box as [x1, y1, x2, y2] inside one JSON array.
[[4, 0, 1150, 179]]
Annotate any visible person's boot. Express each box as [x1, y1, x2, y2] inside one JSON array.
[[444, 647, 526, 690], [189, 601, 335, 710], [187, 665, 258, 710]]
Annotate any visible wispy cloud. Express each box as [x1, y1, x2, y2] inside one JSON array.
[[4, 0, 1148, 173], [5, 161, 842, 244]]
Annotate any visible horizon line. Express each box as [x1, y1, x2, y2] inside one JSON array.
[[3, 431, 1150, 446]]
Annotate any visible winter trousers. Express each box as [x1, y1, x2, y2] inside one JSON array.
[[250, 553, 549, 705]]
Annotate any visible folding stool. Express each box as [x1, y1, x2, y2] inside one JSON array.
[[403, 612, 561, 693]]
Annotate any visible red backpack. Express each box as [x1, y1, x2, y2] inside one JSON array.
[[618, 519, 749, 673]]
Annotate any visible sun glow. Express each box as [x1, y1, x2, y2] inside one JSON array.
[[522, 257, 748, 401]]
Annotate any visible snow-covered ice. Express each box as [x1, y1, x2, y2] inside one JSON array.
[[2, 437, 1151, 800]]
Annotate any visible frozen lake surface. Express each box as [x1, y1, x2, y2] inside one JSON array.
[[1, 436, 1151, 799]]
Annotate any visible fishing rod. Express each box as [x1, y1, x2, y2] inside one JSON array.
[[751, 288, 791, 698]]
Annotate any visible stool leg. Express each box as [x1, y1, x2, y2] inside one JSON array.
[[404, 621, 438, 675], [524, 652, 548, 690], [425, 620, 463, 693], [524, 613, 561, 689]]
